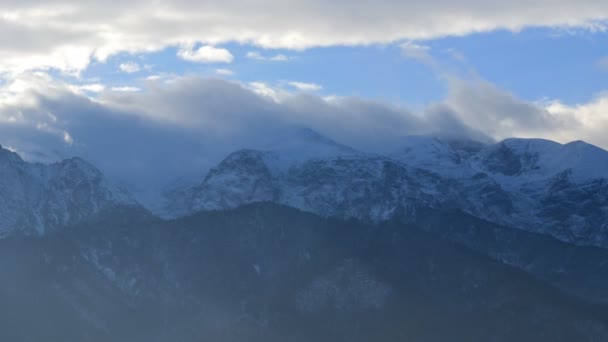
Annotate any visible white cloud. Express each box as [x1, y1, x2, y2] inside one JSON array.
[[119, 62, 141, 73], [111, 86, 141, 92], [178, 45, 234, 64], [248, 82, 285, 102], [443, 78, 571, 139], [216, 68, 235, 76], [541, 94, 608, 147], [63, 131, 74, 145], [76, 84, 106, 93], [401, 41, 433, 64], [270, 54, 289, 61], [0, 2, 605, 74], [246, 51, 290, 61], [288, 81, 322, 92], [246, 51, 264, 60]]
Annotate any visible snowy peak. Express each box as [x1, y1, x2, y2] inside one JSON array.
[[170, 132, 608, 248], [389, 136, 483, 177], [481, 138, 608, 181], [258, 127, 361, 164], [479, 139, 547, 176], [179, 135, 446, 222], [0, 149, 136, 237], [0, 144, 25, 166], [390, 136, 608, 182]]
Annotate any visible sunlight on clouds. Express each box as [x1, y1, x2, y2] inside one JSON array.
[[401, 42, 432, 62], [248, 82, 285, 102], [0, 1, 605, 75], [543, 95, 608, 146], [119, 62, 141, 73], [288, 81, 322, 92], [77, 84, 106, 93], [63, 131, 74, 144], [177, 45, 234, 63], [111, 86, 141, 92], [246, 51, 290, 61], [216, 69, 235, 76]]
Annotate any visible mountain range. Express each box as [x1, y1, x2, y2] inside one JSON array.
[[3, 203, 608, 341], [2, 128, 608, 340], [0, 145, 134, 238], [165, 128, 608, 248]]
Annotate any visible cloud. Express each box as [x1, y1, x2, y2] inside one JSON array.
[[443, 78, 577, 139], [216, 68, 235, 76], [246, 51, 265, 60], [63, 131, 74, 145], [288, 81, 323, 92], [269, 54, 289, 62], [247, 82, 287, 102], [177, 45, 234, 63], [2, 73, 608, 203], [246, 51, 290, 61], [119, 62, 141, 73], [111, 86, 140, 92], [74, 84, 106, 93], [0, 1, 606, 74], [0, 74, 481, 189], [401, 41, 433, 63], [542, 94, 608, 147]]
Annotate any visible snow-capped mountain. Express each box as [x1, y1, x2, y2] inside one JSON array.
[[167, 128, 449, 222], [171, 131, 608, 248], [0, 145, 135, 237], [391, 136, 608, 246]]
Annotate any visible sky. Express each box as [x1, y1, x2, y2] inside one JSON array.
[[0, 0, 608, 196]]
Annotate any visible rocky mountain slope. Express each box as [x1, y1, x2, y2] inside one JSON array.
[[2, 131, 608, 340], [169, 130, 608, 248], [0, 145, 135, 237]]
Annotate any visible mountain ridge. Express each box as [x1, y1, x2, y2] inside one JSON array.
[[3, 202, 608, 341], [167, 130, 608, 248], [3, 130, 607, 248], [0, 144, 138, 237]]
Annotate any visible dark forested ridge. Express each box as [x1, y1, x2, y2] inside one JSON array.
[[1, 203, 607, 341]]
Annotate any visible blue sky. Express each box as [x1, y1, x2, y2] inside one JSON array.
[[70, 27, 608, 108]]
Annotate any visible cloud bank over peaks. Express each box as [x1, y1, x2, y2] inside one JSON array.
[[0, 73, 480, 184], [444, 78, 580, 140], [1, 72, 607, 196]]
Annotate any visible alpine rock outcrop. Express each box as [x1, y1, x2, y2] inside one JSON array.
[[0, 145, 135, 237]]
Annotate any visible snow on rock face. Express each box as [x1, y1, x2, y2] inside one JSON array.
[[0, 147, 135, 237], [476, 138, 608, 181], [181, 130, 448, 222], [388, 136, 484, 178], [395, 137, 608, 247], [191, 149, 278, 212], [176, 131, 608, 248], [187, 150, 445, 222]]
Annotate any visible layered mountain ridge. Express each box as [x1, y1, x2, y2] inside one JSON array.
[[0, 144, 135, 237], [3, 131, 608, 340], [2, 203, 608, 341], [166, 130, 608, 248], [2, 129, 607, 249]]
